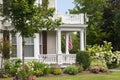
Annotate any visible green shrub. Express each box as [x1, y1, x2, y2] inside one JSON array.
[[90, 59, 108, 73], [52, 67, 62, 75], [78, 65, 84, 72], [64, 65, 78, 75], [90, 66, 100, 73], [76, 51, 90, 69], [27, 61, 50, 76], [4, 59, 22, 76], [87, 41, 120, 69]]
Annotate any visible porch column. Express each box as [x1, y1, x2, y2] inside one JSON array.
[[80, 29, 85, 51], [34, 33, 40, 59], [65, 32, 69, 54], [16, 33, 22, 59], [57, 30, 62, 65], [57, 30, 62, 54]]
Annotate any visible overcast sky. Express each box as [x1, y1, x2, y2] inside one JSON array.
[[57, 0, 74, 14]]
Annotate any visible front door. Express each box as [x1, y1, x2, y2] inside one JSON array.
[[42, 31, 47, 54]]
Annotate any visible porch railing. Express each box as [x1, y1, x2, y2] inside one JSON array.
[[54, 14, 85, 24], [38, 54, 76, 65]]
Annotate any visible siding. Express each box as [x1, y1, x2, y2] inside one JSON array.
[[48, 0, 56, 8], [47, 31, 56, 54]]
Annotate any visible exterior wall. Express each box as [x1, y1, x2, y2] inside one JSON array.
[[47, 31, 56, 54], [48, 0, 56, 8]]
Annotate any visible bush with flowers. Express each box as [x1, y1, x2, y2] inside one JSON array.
[[12, 60, 50, 80], [87, 41, 120, 69]]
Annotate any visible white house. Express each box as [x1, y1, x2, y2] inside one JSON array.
[[0, 0, 87, 67]]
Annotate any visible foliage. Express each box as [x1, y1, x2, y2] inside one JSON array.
[[87, 41, 120, 68], [90, 59, 108, 73], [107, 51, 120, 68], [64, 65, 78, 75], [7, 0, 61, 37], [26, 61, 50, 76], [76, 51, 90, 69], [52, 67, 62, 75], [70, 32, 80, 53], [100, 0, 120, 51], [0, 39, 12, 59], [77, 65, 84, 73], [3, 60, 51, 79], [70, 0, 107, 45], [0, 71, 10, 78], [4, 59, 22, 76], [17, 64, 30, 80]]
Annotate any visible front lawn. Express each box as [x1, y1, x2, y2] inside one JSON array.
[[0, 71, 120, 80], [39, 72, 120, 80]]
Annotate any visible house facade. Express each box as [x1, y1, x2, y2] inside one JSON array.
[[0, 0, 87, 66]]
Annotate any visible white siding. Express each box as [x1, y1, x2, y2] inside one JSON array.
[[0, 0, 2, 4], [48, 0, 56, 8], [47, 31, 56, 54]]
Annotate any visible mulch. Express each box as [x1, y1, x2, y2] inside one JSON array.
[[40, 71, 111, 78]]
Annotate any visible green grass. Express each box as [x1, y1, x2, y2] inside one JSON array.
[[0, 72, 120, 80]]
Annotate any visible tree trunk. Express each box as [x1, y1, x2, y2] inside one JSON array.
[[22, 37, 25, 65]]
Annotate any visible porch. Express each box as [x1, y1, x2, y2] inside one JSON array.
[[0, 13, 87, 68]]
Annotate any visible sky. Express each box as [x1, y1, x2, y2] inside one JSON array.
[[57, 0, 74, 14]]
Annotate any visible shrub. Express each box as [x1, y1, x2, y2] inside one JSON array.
[[90, 59, 108, 73], [78, 65, 84, 72], [27, 61, 50, 76], [87, 41, 120, 69], [52, 67, 62, 75], [90, 66, 100, 73], [4, 59, 22, 76], [64, 65, 78, 75], [76, 51, 90, 69], [0, 71, 10, 78]]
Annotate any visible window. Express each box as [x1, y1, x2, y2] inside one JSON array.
[[39, 33, 43, 54], [24, 37, 34, 57], [11, 35, 17, 57]]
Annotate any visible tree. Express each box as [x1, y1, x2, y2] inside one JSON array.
[[100, 0, 120, 50], [70, 0, 107, 45], [6, 0, 61, 65], [70, 0, 120, 50]]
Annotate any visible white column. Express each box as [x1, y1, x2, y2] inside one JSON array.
[[57, 30, 62, 65], [34, 33, 40, 59], [66, 32, 69, 54], [80, 30, 85, 51], [16, 33, 22, 59], [57, 30, 62, 54], [9, 33, 12, 55]]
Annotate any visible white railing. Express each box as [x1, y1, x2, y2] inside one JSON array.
[[39, 54, 57, 64], [62, 54, 76, 64], [54, 14, 85, 24], [39, 54, 76, 65]]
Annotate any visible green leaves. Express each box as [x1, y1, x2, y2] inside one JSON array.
[[7, 0, 61, 37]]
